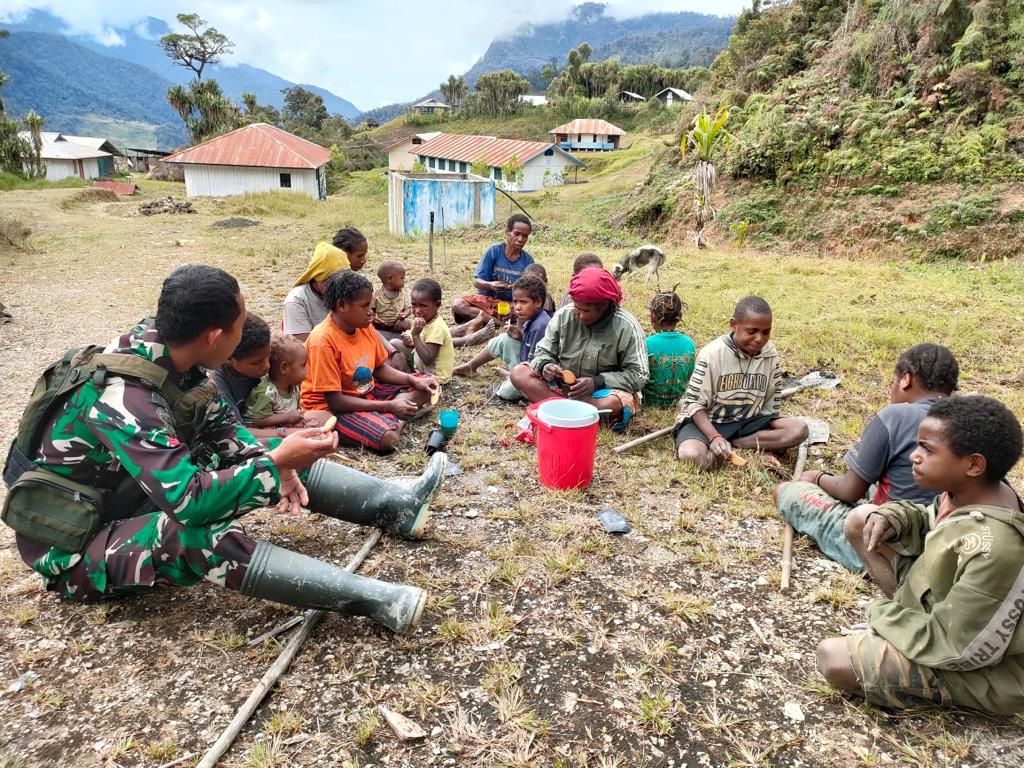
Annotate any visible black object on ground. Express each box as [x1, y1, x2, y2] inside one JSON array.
[[596, 507, 630, 534], [425, 429, 448, 455], [211, 218, 261, 228]]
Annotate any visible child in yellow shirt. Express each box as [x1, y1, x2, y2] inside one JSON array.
[[400, 277, 454, 384]]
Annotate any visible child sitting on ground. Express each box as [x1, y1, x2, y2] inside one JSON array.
[[817, 395, 1024, 715], [675, 296, 807, 469], [453, 274, 551, 401], [301, 271, 440, 452], [398, 277, 455, 384], [559, 253, 604, 309], [210, 313, 271, 427], [774, 344, 959, 572], [643, 286, 696, 408], [371, 259, 412, 340], [522, 263, 557, 315], [244, 333, 329, 435], [510, 267, 648, 430]]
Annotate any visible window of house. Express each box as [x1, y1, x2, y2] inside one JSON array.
[[460, 162, 468, 173], [280, 173, 291, 188], [544, 149, 554, 156], [494, 166, 502, 180], [448, 160, 457, 172]]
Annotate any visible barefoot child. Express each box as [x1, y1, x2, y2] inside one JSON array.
[[675, 296, 807, 469], [453, 275, 550, 401], [817, 395, 1024, 714], [371, 259, 412, 340], [510, 267, 648, 430], [643, 286, 696, 408], [399, 278, 455, 384], [301, 271, 440, 452], [244, 333, 329, 435], [774, 344, 959, 572]]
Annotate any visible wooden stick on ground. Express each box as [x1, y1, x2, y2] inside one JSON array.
[[197, 528, 383, 768], [780, 443, 808, 592], [611, 424, 675, 454]]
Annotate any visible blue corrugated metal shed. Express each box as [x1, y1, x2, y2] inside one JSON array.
[[387, 171, 496, 237]]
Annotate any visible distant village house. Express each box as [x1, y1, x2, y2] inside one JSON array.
[[20, 132, 119, 181], [411, 98, 451, 115], [617, 90, 646, 103], [386, 132, 442, 172], [549, 119, 624, 151], [411, 133, 585, 192], [654, 87, 693, 106], [520, 94, 549, 107], [162, 123, 332, 200]]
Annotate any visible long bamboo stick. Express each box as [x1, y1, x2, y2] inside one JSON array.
[[780, 444, 808, 592], [197, 528, 383, 768]]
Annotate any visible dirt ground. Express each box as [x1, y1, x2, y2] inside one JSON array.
[[2, 170, 1024, 768]]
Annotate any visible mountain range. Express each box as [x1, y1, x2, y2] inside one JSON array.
[[0, 10, 360, 148]]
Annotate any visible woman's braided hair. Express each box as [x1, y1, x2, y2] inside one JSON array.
[[649, 284, 685, 324]]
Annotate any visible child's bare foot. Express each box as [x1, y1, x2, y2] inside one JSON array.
[[461, 319, 496, 346], [494, 367, 510, 378], [467, 310, 489, 332], [453, 362, 477, 378]]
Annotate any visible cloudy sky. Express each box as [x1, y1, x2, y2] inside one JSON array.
[[0, 1, 748, 108]]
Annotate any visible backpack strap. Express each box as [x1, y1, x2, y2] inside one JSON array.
[[90, 353, 186, 410]]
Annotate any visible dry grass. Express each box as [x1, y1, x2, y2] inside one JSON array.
[[1, 147, 1023, 767]]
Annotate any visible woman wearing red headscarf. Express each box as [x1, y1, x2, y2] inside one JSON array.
[[510, 267, 648, 430]]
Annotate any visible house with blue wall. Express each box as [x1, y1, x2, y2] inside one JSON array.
[[549, 119, 624, 151]]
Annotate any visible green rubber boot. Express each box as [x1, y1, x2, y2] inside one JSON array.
[[240, 542, 426, 634], [304, 451, 447, 539]]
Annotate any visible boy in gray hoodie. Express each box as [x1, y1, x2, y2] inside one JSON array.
[[675, 296, 807, 469]]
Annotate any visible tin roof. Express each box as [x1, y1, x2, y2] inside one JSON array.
[[64, 135, 123, 155], [384, 131, 442, 152], [411, 133, 585, 168], [20, 131, 112, 160], [412, 98, 450, 109], [655, 87, 693, 100], [618, 90, 646, 100], [549, 118, 625, 136], [163, 123, 332, 169]]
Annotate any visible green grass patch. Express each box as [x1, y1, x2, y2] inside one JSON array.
[[0, 172, 91, 191]]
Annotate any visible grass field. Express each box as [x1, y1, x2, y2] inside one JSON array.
[[1, 142, 1023, 767]]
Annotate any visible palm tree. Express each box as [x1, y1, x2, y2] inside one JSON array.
[[167, 84, 194, 142], [24, 109, 44, 178], [681, 107, 732, 249]]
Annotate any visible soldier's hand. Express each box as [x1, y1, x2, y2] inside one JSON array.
[[268, 427, 337, 471], [276, 470, 308, 516]]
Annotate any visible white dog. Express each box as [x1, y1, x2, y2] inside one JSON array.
[[611, 244, 665, 286]]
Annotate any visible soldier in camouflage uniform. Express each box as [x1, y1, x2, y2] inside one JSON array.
[[8, 265, 446, 634]]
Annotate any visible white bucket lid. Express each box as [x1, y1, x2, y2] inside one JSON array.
[[536, 399, 599, 428]]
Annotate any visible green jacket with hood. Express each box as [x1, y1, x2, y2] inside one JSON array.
[[530, 305, 649, 395], [868, 495, 1024, 709]]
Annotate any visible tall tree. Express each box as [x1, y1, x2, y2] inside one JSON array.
[[160, 13, 234, 81], [165, 80, 239, 144], [24, 109, 44, 178], [475, 70, 530, 117], [439, 75, 468, 111], [282, 86, 328, 134]]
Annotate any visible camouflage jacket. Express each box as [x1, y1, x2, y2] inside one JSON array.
[[18, 321, 281, 577]]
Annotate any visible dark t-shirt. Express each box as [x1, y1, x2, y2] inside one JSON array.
[[473, 243, 534, 301], [845, 398, 938, 505], [210, 366, 260, 424]]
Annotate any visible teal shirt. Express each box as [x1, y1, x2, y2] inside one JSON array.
[[643, 332, 696, 407]]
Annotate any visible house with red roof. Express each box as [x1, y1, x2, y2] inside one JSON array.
[[410, 133, 585, 192], [163, 123, 333, 200], [549, 119, 625, 151]]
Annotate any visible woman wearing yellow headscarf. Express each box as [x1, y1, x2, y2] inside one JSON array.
[[284, 227, 369, 340]]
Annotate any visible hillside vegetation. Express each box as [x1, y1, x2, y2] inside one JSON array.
[[629, 0, 1024, 260]]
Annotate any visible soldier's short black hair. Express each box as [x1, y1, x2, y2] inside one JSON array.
[[928, 396, 1022, 483], [155, 265, 241, 345], [506, 213, 532, 231], [411, 277, 442, 303], [322, 270, 372, 310], [734, 295, 772, 320], [231, 313, 270, 360], [896, 343, 959, 395], [513, 275, 547, 303], [572, 253, 603, 274], [332, 227, 367, 254]]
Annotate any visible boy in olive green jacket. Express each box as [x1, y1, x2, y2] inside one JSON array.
[[817, 395, 1024, 714]]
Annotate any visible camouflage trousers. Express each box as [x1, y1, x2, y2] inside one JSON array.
[[44, 512, 256, 601]]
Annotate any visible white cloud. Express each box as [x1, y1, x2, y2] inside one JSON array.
[[4, 1, 748, 109]]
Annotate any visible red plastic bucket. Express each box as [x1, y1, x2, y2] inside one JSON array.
[[526, 398, 600, 490]]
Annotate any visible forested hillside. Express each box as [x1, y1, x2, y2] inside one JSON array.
[[630, 0, 1024, 260]]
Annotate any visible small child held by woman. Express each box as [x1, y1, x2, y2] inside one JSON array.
[[244, 333, 329, 435], [371, 259, 412, 340]]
